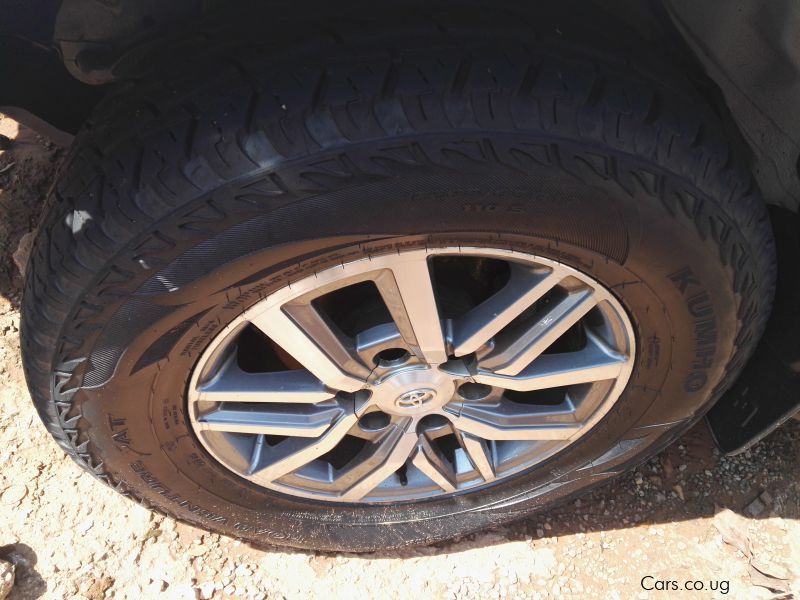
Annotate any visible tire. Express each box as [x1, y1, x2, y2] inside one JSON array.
[[21, 14, 775, 552]]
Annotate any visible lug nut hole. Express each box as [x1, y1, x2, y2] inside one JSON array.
[[358, 410, 391, 431], [416, 414, 450, 434], [373, 347, 411, 367], [458, 382, 493, 401]]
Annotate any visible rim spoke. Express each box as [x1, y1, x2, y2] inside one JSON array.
[[449, 396, 581, 441], [249, 410, 360, 482], [474, 330, 627, 392], [337, 422, 419, 501], [197, 361, 335, 404], [411, 436, 457, 492], [451, 265, 561, 356], [457, 432, 496, 482], [195, 403, 344, 436], [374, 251, 448, 365], [249, 305, 368, 392], [480, 288, 598, 375]]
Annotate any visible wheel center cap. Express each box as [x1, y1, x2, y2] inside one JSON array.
[[395, 388, 437, 410], [372, 367, 455, 416]]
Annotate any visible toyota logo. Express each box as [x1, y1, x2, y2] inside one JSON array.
[[395, 388, 436, 409]]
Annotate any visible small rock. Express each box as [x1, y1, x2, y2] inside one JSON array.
[[744, 496, 766, 517], [197, 581, 215, 600], [86, 576, 114, 599], [0, 560, 14, 600], [77, 519, 94, 536], [1, 485, 27, 506], [672, 484, 685, 501], [168, 583, 197, 599], [187, 545, 209, 557], [12, 232, 35, 278]]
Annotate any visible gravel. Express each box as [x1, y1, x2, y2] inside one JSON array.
[[1, 114, 799, 599], [0, 560, 14, 600]]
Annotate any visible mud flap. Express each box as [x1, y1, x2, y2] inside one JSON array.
[[707, 207, 800, 454]]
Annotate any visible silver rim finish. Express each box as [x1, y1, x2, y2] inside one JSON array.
[[188, 247, 636, 503]]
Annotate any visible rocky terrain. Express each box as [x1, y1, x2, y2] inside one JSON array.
[[1, 114, 798, 599]]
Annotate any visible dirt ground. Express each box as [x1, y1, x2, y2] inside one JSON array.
[[1, 114, 799, 600]]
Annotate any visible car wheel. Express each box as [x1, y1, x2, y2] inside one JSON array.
[[21, 22, 775, 551]]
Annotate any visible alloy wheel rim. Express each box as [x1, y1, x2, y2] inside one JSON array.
[[187, 246, 636, 503]]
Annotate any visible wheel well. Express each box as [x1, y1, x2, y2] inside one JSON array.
[[0, 35, 104, 146]]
